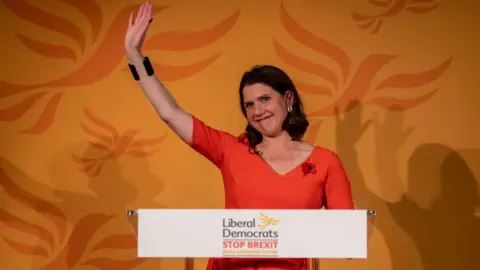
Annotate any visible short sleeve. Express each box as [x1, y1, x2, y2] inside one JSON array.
[[324, 152, 355, 209], [185, 115, 235, 168]]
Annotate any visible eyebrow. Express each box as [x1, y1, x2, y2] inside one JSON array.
[[244, 94, 270, 103]]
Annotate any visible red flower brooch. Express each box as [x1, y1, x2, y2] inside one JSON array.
[[301, 162, 317, 176]]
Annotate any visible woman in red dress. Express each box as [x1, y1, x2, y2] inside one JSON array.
[[125, 2, 355, 269]]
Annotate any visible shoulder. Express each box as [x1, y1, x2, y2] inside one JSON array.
[[298, 141, 332, 156], [296, 142, 339, 163], [307, 144, 343, 164], [191, 115, 239, 141]]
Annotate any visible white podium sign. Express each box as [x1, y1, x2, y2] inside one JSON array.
[[136, 209, 368, 259]]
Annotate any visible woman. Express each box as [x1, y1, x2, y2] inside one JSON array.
[[125, 2, 355, 269]]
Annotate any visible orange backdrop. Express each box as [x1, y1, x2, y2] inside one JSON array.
[[1, 0, 479, 269]]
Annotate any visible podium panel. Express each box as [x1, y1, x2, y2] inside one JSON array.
[[126, 209, 376, 270]]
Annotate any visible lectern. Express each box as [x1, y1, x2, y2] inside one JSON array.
[[126, 209, 376, 270]]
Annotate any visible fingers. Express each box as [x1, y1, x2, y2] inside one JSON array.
[[146, 1, 153, 19], [128, 12, 134, 27], [146, 2, 154, 25], [141, 9, 153, 33], [135, 3, 145, 24], [133, 2, 153, 25]]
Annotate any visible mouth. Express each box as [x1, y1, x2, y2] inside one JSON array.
[[255, 115, 273, 123]]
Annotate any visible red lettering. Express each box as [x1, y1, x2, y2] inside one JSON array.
[[236, 241, 246, 248], [247, 241, 278, 249], [223, 240, 245, 248]]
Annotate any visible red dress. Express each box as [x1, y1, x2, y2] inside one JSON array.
[[185, 116, 355, 270]]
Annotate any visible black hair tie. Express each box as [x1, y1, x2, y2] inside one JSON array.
[[128, 56, 155, 81]]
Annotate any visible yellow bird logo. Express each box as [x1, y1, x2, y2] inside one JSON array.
[[257, 213, 280, 230]]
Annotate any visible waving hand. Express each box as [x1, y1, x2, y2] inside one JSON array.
[[125, 2, 153, 55]]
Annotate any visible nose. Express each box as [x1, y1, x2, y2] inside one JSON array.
[[252, 103, 264, 117]]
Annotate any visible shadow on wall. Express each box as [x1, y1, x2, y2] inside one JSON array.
[[389, 145, 480, 270], [335, 100, 480, 270], [0, 137, 167, 269], [335, 100, 417, 270]]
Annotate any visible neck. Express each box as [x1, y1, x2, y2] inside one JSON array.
[[258, 131, 295, 152]]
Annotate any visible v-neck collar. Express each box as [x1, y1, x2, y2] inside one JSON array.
[[256, 146, 317, 177]]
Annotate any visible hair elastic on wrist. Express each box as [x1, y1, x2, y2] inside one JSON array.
[[143, 57, 155, 76], [128, 56, 155, 81], [128, 63, 140, 81]]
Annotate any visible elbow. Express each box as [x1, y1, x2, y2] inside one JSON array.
[[158, 104, 180, 122]]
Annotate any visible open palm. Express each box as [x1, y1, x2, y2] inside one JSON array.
[[125, 2, 153, 54]]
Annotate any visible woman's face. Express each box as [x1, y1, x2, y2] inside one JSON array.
[[242, 83, 292, 138]]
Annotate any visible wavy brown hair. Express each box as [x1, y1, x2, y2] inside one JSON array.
[[238, 65, 309, 153]]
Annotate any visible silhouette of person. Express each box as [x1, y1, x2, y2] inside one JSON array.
[[0, 138, 166, 269], [385, 145, 480, 270], [49, 143, 138, 218], [46, 142, 164, 270], [373, 106, 480, 270]]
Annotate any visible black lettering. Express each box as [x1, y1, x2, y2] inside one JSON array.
[[222, 219, 257, 228], [222, 228, 279, 239]]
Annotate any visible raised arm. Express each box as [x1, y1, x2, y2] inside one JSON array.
[[124, 2, 192, 143], [124, 2, 236, 168]]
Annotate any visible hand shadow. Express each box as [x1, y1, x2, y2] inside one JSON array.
[[387, 145, 480, 270], [335, 100, 373, 209], [373, 106, 415, 201], [336, 102, 420, 270], [334, 101, 378, 248], [335, 100, 372, 151]]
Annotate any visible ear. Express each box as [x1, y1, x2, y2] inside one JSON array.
[[285, 90, 295, 107]]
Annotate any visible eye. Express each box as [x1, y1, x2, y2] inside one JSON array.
[[260, 96, 270, 102], [244, 102, 253, 109]]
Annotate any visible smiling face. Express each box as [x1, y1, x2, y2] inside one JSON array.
[[242, 83, 293, 138]]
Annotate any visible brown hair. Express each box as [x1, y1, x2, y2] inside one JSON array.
[[238, 65, 309, 153]]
